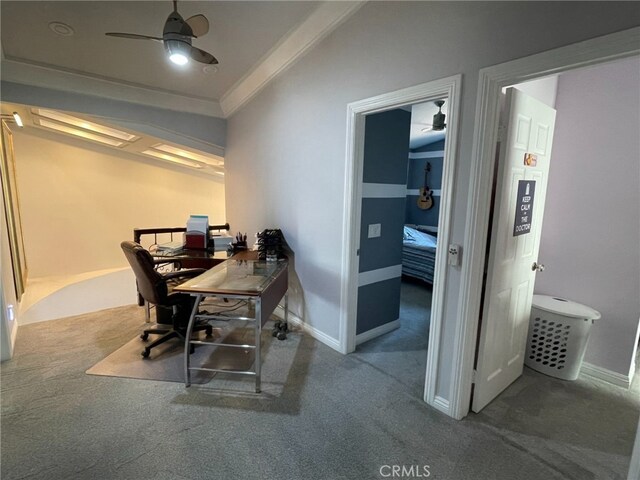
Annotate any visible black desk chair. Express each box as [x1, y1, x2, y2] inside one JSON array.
[[120, 241, 212, 358]]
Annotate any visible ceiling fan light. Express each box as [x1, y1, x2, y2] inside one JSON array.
[[165, 39, 190, 65], [169, 53, 188, 65]]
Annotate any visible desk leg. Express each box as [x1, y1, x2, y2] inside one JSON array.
[[284, 292, 289, 328], [255, 297, 262, 393], [184, 294, 203, 388]]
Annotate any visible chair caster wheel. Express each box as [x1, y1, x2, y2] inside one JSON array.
[[141, 349, 150, 358], [205, 326, 213, 338], [140, 333, 149, 341], [272, 321, 288, 339]]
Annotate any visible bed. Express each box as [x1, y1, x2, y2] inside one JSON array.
[[402, 226, 437, 284]]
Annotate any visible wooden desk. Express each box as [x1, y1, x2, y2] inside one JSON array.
[[175, 254, 288, 392]]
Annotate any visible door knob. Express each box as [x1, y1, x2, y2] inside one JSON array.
[[532, 262, 545, 272]]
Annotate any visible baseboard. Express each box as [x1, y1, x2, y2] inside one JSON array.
[[355, 319, 400, 345], [430, 395, 451, 416], [273, 306, 341, 352], [581, 362, 631, 389]]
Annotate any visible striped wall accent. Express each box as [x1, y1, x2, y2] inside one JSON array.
[[362, 184, 442, 198], [362, 183, 407, 198], [409, 150, 445, 159], [358, 264, 402, 287], [406, 139, 445, 228], [406, 188, 441, 197]]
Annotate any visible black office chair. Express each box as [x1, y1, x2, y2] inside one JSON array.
[[120, 241, 212, 358]]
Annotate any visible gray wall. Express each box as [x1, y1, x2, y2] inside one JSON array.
[[535, 56, 640, 378], [224, 1, 640, 401]]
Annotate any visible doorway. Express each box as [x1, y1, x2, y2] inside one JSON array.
[[353, 104, 447, 398], [340, 75, 461, 412], [441, 27, 640, 421], [459, 33, 639, 479]]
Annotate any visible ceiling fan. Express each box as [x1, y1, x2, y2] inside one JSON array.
[[420, 100, 447, 132], [105, 0, 218, 66]]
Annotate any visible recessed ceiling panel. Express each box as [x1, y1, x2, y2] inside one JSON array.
[[0, 1, 319, 101]]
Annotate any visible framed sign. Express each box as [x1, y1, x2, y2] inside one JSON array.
[[513, 180, 535, 236]]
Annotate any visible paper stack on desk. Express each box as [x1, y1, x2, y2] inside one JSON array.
[[210, 234, 233, 251], [157, 240, 184, 253]]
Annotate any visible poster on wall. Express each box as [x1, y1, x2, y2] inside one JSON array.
[[513, 180, 536, 236]]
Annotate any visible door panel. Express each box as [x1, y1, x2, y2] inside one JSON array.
[[472, 88, 556, 412]]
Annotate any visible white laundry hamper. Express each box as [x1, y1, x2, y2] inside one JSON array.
[[525, 294, 601, 381]]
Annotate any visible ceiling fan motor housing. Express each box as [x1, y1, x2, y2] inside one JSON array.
[[432, 100, 446, 131], [163, 11, 193, 58]]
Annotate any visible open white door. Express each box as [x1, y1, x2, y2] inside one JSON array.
[[472, 88, 556, 413]]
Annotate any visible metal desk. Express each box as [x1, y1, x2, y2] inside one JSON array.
[[175, 255, 288, 392]]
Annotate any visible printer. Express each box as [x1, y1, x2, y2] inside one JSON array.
[[185, 215, 208, 249]]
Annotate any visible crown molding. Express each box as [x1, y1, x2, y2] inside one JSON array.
[[220, 1, 366, 117], [0, 57, 224, 118]]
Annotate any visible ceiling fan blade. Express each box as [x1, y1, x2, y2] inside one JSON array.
[[189, 46, 218, 65], [185, 14, 209, 37], [105, 32, 163, 42]]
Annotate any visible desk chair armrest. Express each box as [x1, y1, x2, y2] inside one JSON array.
[[163, 268, 206, 281]]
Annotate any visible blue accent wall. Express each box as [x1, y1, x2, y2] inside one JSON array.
[[359, 198, 406, 273], [405, 139, 445, 229], [356, 278, 402, 335], [358, 109, 410, 337], [363, 110, 412, 185]]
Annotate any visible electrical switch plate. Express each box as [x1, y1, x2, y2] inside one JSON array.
[[448, 244, 461, 266], [368, 223, 381, 238]]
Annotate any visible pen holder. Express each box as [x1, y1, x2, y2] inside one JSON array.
[[230, 241, 247, 253]]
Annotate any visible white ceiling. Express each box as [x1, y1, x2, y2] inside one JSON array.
[[0, 1, 364, 117], [0, 1, 444, 150]]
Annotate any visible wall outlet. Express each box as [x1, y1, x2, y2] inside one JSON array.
[[368, 223, 381, 238]]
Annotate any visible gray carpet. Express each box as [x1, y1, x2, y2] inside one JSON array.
[[354, 279, 432, 398], [1, 300, 639, 480]]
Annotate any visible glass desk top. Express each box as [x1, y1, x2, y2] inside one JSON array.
[[174, 259, 288, 296], [152, 248, 229, 261]]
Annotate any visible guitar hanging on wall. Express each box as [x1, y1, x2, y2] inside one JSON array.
[[417, 162, 434, 210]]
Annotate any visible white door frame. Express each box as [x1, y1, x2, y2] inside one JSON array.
[[451, 27, 640, 420], [339, 75, 462, 414]]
